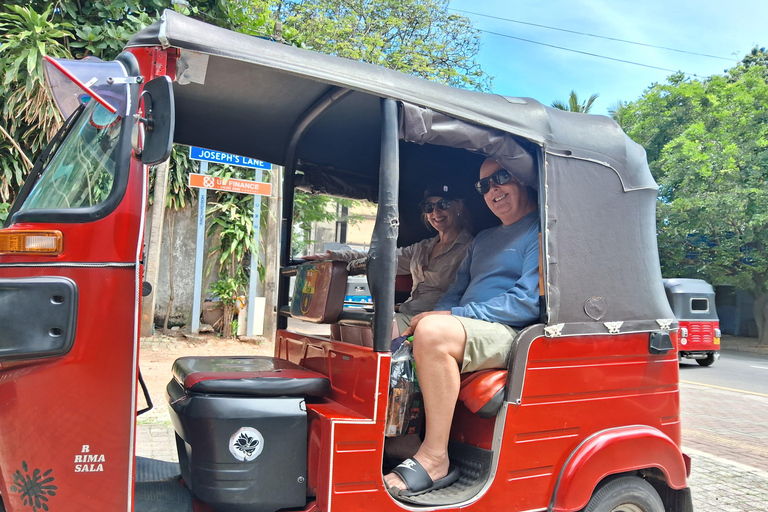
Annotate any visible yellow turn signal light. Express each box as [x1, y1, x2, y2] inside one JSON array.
[[0, 230, 63, 255]]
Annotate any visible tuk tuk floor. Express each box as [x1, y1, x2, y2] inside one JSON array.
[[135, 331, 768, 511]]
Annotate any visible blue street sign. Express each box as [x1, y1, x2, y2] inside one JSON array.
[[189, 146, 271, 170]]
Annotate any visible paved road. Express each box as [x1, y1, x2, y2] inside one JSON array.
[[680, 350, 768, 394]]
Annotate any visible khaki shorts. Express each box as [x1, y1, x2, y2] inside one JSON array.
[[454, 316, 517, 373], [394, 312, 414, 334]]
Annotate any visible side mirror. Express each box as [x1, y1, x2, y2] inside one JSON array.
[[132, 76, 175, 165]]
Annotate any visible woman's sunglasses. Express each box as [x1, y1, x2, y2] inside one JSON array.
[[420, 198, 452, 214], [474, 168, 516, 195]]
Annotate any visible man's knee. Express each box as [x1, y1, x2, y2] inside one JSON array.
[[414, 315, 465, 355]]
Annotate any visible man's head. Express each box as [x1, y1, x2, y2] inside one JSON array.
[[477, 158, 536, 226]]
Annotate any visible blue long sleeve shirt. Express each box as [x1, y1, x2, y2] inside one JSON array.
[[434, 211, 540, 327]]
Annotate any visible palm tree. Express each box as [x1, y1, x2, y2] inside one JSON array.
[[551, 91, 599, 113], [607, 100, 629, 128]]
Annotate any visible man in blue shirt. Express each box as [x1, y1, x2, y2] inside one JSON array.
[[385, 157, 540, 497]]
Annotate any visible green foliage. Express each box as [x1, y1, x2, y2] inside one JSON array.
[[0, 1, 165, 207], [208, 276, 245, 308], [0, 202, 9, 223], [207, 275, 244, 338], [281, 0, 490, 90], [148, 145, 199, 211], [292, 191, 361, 255], [621, 53, 768, 341], [607, 100, 629, 128], [551, 91, 599, 113], [203, 164, 267, 337], [0, 4, 72, 202]]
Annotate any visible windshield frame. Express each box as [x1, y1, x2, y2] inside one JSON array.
[[10, 104, 134, 226]]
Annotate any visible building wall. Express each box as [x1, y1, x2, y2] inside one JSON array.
[[310, 201, 377, 254], [144, 202, 228, 327]]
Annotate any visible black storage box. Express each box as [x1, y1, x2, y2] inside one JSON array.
[[166, 356, 330, 512]]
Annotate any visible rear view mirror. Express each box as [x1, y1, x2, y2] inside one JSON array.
[[133, 76, 175, 165]]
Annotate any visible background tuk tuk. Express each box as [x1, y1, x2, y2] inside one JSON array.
[[0, 9, 692, 512], [664, 278, 721, 366]]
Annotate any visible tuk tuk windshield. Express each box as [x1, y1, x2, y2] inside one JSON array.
[[19, 100, 122, 212]]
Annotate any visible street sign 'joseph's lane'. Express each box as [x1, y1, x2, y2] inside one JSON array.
[[189, 146, 271, 170]]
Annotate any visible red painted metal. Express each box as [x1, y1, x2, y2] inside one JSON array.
[[679, 319, 720, 352], [272, 329, 686, 512], [0, 157, 145, 512], [126, 47, 179, 82], [551, 425, 688, 511], [458, 369, 506, 414]]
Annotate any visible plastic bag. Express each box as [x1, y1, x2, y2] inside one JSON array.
[[385, 338, 422, 437]]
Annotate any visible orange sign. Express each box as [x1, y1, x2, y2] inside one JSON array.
[[189, 173, 272, 196]]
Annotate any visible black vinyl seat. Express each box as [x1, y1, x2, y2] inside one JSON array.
[[172, 356, 330, 398]]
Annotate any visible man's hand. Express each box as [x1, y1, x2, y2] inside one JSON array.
[[402, 310, 452, 336]]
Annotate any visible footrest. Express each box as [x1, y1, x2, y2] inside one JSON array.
[[172, 356, 330, 397]]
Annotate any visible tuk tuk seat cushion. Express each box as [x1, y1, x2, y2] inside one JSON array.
[[459, 369, 507, 417], [172, 356, 330, 397]]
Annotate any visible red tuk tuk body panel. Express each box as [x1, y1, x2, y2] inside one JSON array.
[[275, 329, 685, 512], [0, 157, 146, 512], [551, 426, 687, 512], [678, 319, 720, 352], [0, 266, 138, 512]]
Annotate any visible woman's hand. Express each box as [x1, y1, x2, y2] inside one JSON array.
[[301, 250, 332, 261], [402, 310, 452, 337]]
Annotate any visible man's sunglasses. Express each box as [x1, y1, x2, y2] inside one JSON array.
[[420, 198, 452, 214], [475, 168, 516, 195]]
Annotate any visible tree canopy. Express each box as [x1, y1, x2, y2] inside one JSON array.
[[281, 0, 490, 90], [619, 49, 768, 343]]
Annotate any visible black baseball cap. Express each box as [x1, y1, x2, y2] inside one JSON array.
[[421, 182, 465, 202]]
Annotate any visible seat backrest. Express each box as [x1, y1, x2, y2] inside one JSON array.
[[289, 261, 348, 323], [458, 369, 507, 418]]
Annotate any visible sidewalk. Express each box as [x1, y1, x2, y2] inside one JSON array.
[[720, 334, 768, 356], [685, 448, 768, 511]]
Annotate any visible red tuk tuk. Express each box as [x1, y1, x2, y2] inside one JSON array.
[[0, 10, 692, 512], [664, 278, 721, 366]]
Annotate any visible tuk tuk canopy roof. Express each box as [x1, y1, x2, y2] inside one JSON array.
[[126, 10, 674, 333], [127, 10, 654, 193]]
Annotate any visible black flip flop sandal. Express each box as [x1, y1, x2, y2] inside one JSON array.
[[388, 457, 460, 497]]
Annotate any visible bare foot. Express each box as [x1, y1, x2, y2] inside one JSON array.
[[384, 449, 450, 492]]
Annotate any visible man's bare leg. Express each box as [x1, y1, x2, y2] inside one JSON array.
[[384, 314, 466, 491]]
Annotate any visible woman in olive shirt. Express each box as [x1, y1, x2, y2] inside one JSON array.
[[304, 183, 473, 330]]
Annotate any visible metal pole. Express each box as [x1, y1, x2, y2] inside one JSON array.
[[369, 98, 399, 352], [190, 160, 208, 334], [264, 166, 282, 341], [246, 168, 265, 336]]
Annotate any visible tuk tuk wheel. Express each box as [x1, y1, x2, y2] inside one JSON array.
[[696, 353, 717, 367], [583, 475, 664, 512]]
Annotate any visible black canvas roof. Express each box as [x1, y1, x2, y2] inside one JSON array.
[[127, 10, 653, 194]]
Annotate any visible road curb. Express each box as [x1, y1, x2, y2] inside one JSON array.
[[683, 446, 768, 480]]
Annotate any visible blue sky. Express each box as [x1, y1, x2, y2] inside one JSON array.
[[447, 0, 767, 115]]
